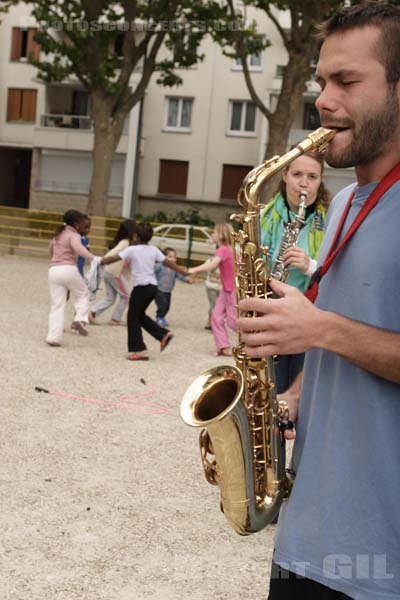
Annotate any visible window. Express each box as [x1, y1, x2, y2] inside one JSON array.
[[233, 53, 262, 70], [10, 28, 40, 61], [158, 160, 189, 196], [165, 97, 193, 131], [114, 32, 124, 58], [228, 101, 256, 135], [275, 65, 286, 78], [164, 226, 186, 242], [220, 164, 253, 200], [303, 103, 320, 130], [72, 90, 90, 116], [7, 89, 37, 122]]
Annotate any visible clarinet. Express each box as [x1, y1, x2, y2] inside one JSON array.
[[270, 191, 307, 283]]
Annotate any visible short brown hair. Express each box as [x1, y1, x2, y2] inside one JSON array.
[[317, 2, 400, 85]]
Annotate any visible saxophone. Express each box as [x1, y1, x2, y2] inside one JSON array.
[[180, 128, 334, 535], [270, 190, 308, 283]]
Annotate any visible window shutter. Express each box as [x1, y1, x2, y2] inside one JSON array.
[[27, 29, 40, 61], [7, 89, 22, 121], [158, 160, 189, 196], [10, 28, 22, 60], [220, 164, 253, 200], [21, 90, 37, 122]]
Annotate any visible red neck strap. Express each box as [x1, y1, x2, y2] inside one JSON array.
[[305, 161, 400, 303]]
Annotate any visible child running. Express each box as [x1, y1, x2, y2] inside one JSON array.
[[90, 219, 136, 325], [189, 223, 236, 357], [154, 247, 191, 327], [46, 209, 96, 346], [101, 222, 189, 360]]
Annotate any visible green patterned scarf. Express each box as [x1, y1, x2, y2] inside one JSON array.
[[260, 192, 327, 261]]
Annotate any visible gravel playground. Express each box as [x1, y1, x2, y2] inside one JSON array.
[[0, 254, 276, 600]]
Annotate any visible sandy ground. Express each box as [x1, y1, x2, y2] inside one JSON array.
[[0, 254, 278, 600]]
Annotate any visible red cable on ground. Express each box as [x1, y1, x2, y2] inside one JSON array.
[[34, 385, 169, 415]]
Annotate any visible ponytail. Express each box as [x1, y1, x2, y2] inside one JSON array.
[[55, 209, 84, 236]]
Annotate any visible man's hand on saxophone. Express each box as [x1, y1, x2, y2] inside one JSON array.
[[238, 277, 323, 357]]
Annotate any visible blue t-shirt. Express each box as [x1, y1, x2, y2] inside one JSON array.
[[274, 181, 400, 599]]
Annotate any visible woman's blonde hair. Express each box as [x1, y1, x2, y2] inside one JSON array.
[[214, 222, 234, 246]]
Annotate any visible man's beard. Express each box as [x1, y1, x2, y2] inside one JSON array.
[[324, 88, 399, 169]]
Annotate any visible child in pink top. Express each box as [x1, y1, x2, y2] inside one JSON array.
[[46, 209, 95, 346], [189, 223, 236, 356]]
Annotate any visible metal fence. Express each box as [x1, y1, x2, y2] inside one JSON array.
[[0, 206, 202, 266], [0, 206, 121, 259]]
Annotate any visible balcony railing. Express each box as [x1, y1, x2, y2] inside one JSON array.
[[40, 113, 130, 134], [40, 113, 92, 130]]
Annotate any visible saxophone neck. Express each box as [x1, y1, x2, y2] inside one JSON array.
[[237, 127, 335, 212]]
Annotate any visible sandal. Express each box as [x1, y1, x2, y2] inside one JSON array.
[[127, 351, 149, 361], [160, 332, 173, 352], [216, 347, 232, 357]]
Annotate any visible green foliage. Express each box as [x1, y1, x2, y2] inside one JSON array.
[[136, 208, 214, 227], [173, 208, 214, 226], [0, 0, 221, 95]]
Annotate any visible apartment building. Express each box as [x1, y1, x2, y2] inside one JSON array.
[[0, 3, 354, 221]]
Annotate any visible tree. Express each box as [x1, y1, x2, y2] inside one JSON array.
[[0, 0, 217, 215], [211, 0, 347, 160]]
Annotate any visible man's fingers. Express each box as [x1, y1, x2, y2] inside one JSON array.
[[268, 277, 291, 297], [239, 297, 276, 315], [240, 342, 279, 357]]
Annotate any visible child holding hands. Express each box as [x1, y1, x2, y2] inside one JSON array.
[[46, 209, 96, 346], [189, 223, 236, 357], [90, 219, 136, 325], [154, 247, 191, 327], [101, 222, 189, 360]]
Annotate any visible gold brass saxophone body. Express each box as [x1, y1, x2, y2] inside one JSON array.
[[180, 127, 335, 536]]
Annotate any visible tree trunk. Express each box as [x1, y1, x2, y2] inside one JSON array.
[[86, 92, 126, 216], [264, 53, 313, 161], [86, 127, 117, 216], [259, 51, 315, 196]]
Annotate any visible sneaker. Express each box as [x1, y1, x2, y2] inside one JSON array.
[[46, 341, 61, 347], [71, 321, 89, 336], [160, 332, 173, 352], [156, 317, 168, 327]]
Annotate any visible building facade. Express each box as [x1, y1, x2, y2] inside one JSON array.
[[0, 3, 354, 222]]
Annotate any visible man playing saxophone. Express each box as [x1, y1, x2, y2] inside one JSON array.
[[238, 3, 400, 599]]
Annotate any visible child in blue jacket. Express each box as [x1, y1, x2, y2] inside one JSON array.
[[154, 247, 191, 327]]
